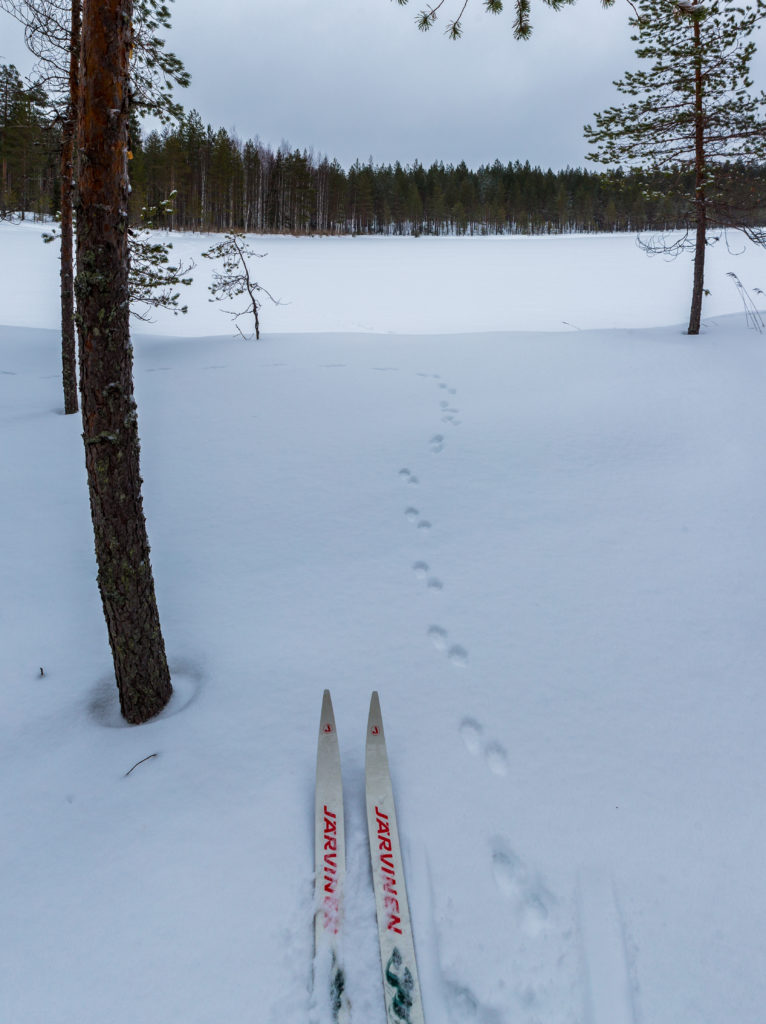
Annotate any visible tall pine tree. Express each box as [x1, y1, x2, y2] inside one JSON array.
[[76, 0, 172, 723], [585, 0, 766, 334]]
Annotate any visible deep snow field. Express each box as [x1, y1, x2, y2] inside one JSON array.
[[2, 219, 766, 1024]]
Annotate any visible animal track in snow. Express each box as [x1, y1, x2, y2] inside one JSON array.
[[430, 434, 445, 454], [412, 561, 443, 590], [485, 741, 509, 776], [443, 979, 504, 1024], [491, 838, 553, 935], [427, 626, 468, 665], [404, 506, 431, 531], [448, 644, 468, 667], [460, 718, 484, 755], [459, 720, 508, 774], [428, 625, 448, 651], [397, 471, 421, 487], [491, 843, 523, 899]]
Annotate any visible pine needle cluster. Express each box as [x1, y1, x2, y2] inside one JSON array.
[[395, 0, 590, 42]]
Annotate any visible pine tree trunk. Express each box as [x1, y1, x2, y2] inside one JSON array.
[[688, 15, 706, 336], [76, 0, 172, 724], [60, 0, 80, 416]]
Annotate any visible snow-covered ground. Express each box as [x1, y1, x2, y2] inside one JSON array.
[[2, 220, 765, 1024], [4, 218, 766, 335]]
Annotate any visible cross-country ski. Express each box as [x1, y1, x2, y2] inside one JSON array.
[[365, 691, 426, 1024], [314, 689, 350, 1023]]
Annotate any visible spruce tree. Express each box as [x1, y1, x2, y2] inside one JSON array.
[[585, 0, 766, 334]]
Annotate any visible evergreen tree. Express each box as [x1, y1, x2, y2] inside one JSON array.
[[129, 191, 194, 320], [2, 0, 189, 412], [59, 0, 79, 413], [585, 0, 766, 334], [76, 0, 172, 723], [0, 62, 50, 219]]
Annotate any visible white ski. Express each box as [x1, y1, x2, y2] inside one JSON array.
[[314, 689, 350, 1022], [365, 691, 426, 1024]]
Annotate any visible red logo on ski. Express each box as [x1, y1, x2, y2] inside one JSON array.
[[323, 723, 333, 733], [372, 725, 379, 735]]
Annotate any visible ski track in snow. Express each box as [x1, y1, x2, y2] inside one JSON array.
[[577, 869, 636, 1024]]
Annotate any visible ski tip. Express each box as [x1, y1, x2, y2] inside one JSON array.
[[367, 691, 383, 736], [319, 690, 337, 736]]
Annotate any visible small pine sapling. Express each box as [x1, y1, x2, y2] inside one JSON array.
[[202, 232, 278, 340]]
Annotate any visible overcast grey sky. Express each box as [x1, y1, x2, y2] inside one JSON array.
[[3, 0, 766, 170]]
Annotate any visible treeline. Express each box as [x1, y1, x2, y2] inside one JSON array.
[[0, 64, 57, 219], [131, 111, 689, 235], [5, 77, 766, 237], [128, 112, 766, 236]]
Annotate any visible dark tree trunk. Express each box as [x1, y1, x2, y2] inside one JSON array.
[[76, 0, 172, 724], [60, 0, 80, 415], [688, 15, 706, 336]]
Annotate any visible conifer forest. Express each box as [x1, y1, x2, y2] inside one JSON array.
[[4, 73, 766, 237]]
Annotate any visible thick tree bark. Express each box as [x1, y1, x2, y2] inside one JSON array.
[[688, 15, 706, 336], [60, 0, 80, 415], [76, 0, 172, 723]]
